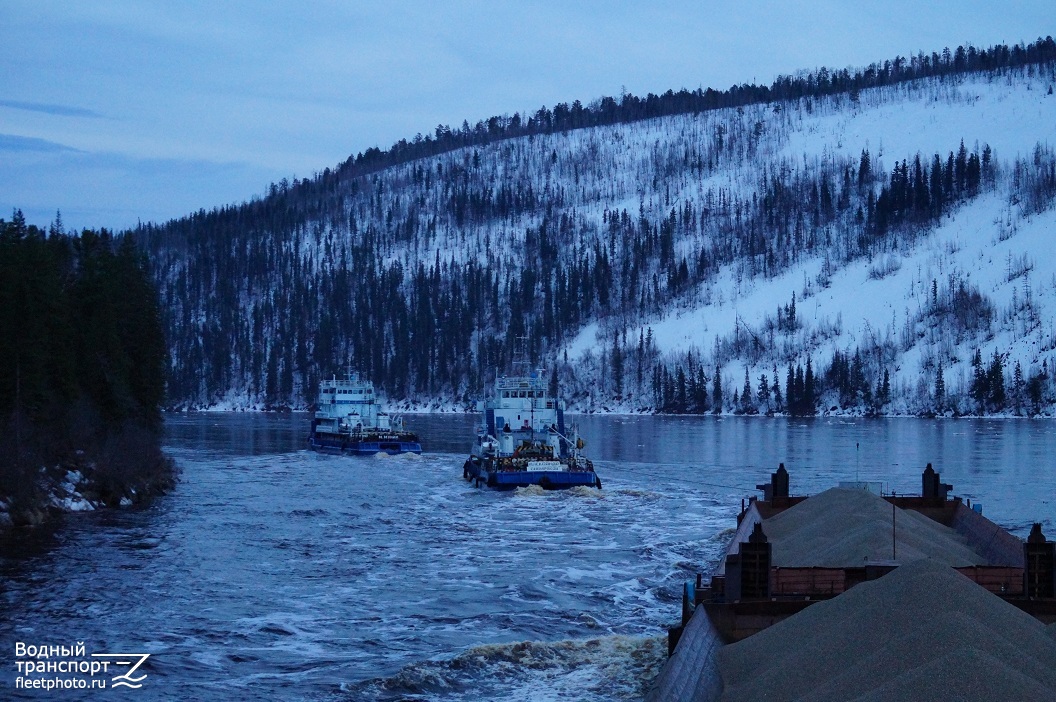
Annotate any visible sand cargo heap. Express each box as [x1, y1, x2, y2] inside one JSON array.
[[649, 464, 1056, 701]]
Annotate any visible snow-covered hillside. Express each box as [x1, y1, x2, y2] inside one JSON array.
[[564, 69, 1056, 414], [136, 59, 1056, 416], [567, 195, 1056, 413]]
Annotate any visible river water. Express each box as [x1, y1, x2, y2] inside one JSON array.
[[2, 414, 1054, 700]]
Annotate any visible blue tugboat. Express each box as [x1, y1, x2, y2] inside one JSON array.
[[308, 371, 421, 455], [463, 365, 600, 490]]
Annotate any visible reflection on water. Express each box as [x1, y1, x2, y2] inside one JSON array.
[[0, 413, 1053, 700], [574, 415, 1055, 533], [163, 411, 311, 455]]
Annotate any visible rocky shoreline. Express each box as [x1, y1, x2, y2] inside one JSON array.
[[0, 454, 177, 529]]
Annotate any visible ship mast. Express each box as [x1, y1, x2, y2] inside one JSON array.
[[514, 335, 536, 438], [512, 335, 530, 376]]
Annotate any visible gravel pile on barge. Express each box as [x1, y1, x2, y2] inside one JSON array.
[[764, 487, 983, 567], [718, 559, 1056, 701]]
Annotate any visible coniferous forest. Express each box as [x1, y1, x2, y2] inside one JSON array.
[[0, 212, 174, 523], [132, 39, 1056, 416]]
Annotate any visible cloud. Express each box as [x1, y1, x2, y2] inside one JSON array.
[[0, 133, 83, 153], [0, 99, 103, 118]]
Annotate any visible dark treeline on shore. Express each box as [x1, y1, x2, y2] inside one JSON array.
[[0, 210, 174, 522]]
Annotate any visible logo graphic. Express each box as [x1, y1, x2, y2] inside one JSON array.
[[91, 653, 151, 689]]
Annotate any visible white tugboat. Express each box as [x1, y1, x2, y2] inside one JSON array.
[[308, 371, 421, 455], [463, 362, 600, 490]]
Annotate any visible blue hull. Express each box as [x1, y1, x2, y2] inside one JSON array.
[[463, 459, 601, 490], [309, 435, 422, 455]]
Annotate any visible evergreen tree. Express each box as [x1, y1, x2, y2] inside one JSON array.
[[793, 364, 805, 415], [934, 362, 945, 410], [772, 363, 783, 411], [930, 154, 944, 218], [804, 356, 816, 415], [1027, 366, 1046, 415], [851, 350, 868, 403], [652, 362, 663, 408], [675, 365, 687, 413], [741, 367, 754, 413], [970, 349, 988, 411], [663, 366, 675, 412], [636, 329, 644, 390], [712, 366, 723, 414], [956, 139, 968, 193], [785, 363, 795, 415], [1013, 360, 1024, 412], [858, 149, 871, 188], [695, 366, 710, 413], [758, 373, 771, 409], [987, 352, 1005, 410]]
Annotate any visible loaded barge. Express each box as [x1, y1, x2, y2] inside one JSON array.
[[649, 464, 1056, 701]]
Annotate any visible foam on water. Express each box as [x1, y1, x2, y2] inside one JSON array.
[[613, 488, 662, 499], [507, 484, 604, 499], [374, 451, 425, 461], [512, 484, 548, 497], [346, 634, 668, 702]]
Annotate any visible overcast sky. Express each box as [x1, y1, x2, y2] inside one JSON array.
[[1, 1, 1051, 231]]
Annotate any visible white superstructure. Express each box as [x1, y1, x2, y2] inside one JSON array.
[[314, 372, 402, 434]]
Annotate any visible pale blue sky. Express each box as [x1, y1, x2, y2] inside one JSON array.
[[1, 1, 1051, 230]]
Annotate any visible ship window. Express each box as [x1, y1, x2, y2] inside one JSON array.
[[502, 391, 509, 398], [519, 391, 526, 398]]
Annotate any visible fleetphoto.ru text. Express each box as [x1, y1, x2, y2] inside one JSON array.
[[14, 641, 151, 692]]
